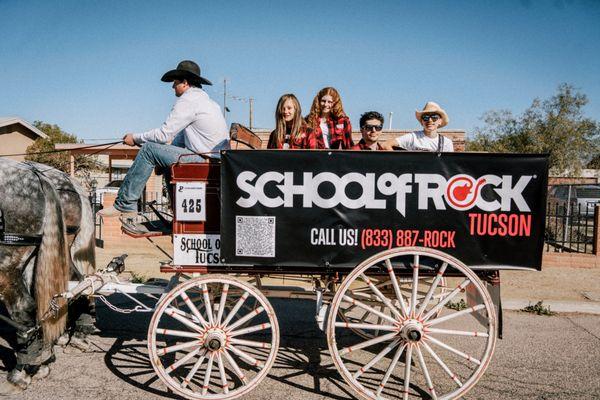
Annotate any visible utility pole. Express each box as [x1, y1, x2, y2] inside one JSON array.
[[249, 98, 254, 129], [388, 112, 393, 130], [223, 78, 227, 118]]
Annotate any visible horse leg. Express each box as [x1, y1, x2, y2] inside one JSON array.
[[0, 262, 54, 394]]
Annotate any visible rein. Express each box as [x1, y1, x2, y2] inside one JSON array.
[[0, 140, 122, 158]]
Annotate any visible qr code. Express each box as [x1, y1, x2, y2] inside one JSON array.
[[235, 216, 276, 257]]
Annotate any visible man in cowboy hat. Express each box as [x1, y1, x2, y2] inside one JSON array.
[[100, 60, 229, 217], [383, 101, 454, 152]]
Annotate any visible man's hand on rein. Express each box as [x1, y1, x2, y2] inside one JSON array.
[[122, 133, 136, 146]]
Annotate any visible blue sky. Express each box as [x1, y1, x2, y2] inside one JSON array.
[[1, 0, 599, 141]]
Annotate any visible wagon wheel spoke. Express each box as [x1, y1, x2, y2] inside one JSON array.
[[165, 347, 201, 375], [402, 344, 414, 400], [427, 327, 490, 337], [180, 292, 209, 328], [427, 335, 481, 365], [225, 306, 265, 331], [339, 331, 397, 356], [353, 339, 401, 380], [422, 278, 472, 322], [201, 352, 215, 395], [222, 348, 248, 385], [159, 340, 202, 356], [359, 273, 402, 319], [221, 291, 250, 327], [416, 262, 448, 318], [148, 275, 279, 399], [415, 346, 437, 400], [341, 295, 397, 325], [216, 353, 229, 394], [156, 328, 203, 339], [334, 322, 397, 332], [201, 283, 215, 326], [228, 322, 272, 338], [426, 304, 486, 327], [327, 247, 497, 400], [163, 308, 204, 334], [181, 349, 208, 389], [215, 283, 229, 325], [421, 341, 463, 387], [409, 254, 420, 316], [376, 343, 407, 397], [385, 258, 409, 317]]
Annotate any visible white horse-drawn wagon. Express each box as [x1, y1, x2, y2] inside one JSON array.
[[30, 132, 549, 399]]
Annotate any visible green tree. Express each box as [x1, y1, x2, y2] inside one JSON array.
[[25, 121, 99, 174], [587, 154, 600, 169], [467, 84, 600, 175]]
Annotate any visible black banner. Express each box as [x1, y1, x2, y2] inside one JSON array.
[[220, 150, 548, 271]]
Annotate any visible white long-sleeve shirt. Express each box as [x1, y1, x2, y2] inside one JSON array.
[[133, 87, 229, 158]]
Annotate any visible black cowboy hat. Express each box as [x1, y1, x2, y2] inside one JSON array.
[[161, 60, 213, 86]]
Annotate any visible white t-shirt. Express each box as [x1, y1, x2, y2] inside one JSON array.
[[320, 118, 330, 149], [395, 131, 454, 152]]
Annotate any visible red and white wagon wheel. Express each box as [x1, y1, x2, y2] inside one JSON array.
[[148, 274, 279, 400], [327, 247, 497, 400]]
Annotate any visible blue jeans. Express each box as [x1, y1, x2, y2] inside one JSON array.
[[114, 142, 206, 211]]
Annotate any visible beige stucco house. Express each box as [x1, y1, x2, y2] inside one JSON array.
[[0, 117, 48, 161]]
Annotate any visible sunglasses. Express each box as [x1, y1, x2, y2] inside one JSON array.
[[362, 124, 383, 131], [421, 114, 440, 122]]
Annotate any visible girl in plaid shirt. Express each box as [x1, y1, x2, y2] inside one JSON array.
[[267, 94, 317, 149], [306, 87, 354, 149]]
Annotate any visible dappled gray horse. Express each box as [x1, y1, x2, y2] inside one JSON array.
[[0, 158, 95, 394]]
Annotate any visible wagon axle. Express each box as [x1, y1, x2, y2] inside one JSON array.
[[400, 320, 424, 343], [204, 329, 226, 351]]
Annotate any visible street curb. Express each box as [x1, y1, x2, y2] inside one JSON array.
[[503, 299, 600, 315]]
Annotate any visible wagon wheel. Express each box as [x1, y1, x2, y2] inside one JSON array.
[[339, 275, 449, 339], [148, 275, 279, 400], [327, 247, 497, 400]]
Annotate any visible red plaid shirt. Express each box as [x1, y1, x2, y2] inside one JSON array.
[[267, 127, 318, 149], [351, 139, 384, 151], [310, 115, 354, 149]]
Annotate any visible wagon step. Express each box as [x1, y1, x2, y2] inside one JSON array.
[[120, 213, 172, 238]]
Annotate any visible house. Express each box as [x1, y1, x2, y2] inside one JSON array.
[[0, 117, 48, 161]]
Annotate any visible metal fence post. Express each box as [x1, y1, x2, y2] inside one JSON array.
[[593, 204, 600, 256]]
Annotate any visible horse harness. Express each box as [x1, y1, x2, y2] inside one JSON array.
[[0, 209, 42, 246]]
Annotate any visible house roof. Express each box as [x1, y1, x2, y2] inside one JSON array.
[[0, 117, 48, 139]]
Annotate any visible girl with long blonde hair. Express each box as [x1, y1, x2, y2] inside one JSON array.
[[305, 87, 353, 149], [268, 94, 316, 149]]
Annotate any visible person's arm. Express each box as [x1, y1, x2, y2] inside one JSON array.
[[343, 117, 354, 148], [133, 97, 196, 145], [381, 133, 412, 150], [444, 136, 455, 152], [171, 132, 186, 148], [267, 130, 279, 149]]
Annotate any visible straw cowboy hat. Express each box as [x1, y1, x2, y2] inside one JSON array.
[[415, 101, 449, 128], [161, 60, 213, 86]]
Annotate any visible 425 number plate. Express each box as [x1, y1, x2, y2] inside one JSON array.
[[175, 182, 206, 221]]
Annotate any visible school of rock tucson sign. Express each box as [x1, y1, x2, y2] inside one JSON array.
[[220, 150, 548, 271]]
